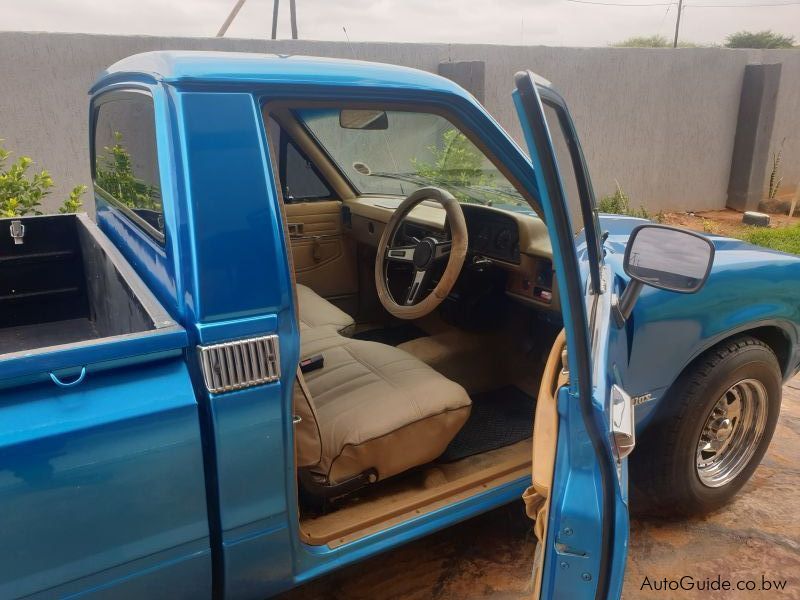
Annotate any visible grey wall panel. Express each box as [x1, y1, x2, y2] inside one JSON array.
[[0, 32, 797, 215]]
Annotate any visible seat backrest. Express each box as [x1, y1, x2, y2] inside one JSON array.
[[293, 368, 323, 468]]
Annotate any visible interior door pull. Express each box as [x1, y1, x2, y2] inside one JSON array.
[[288, 222, 304, 236]]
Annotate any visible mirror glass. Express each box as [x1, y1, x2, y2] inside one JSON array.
[[624, 225, 714, 293], [339, 109, 389, 130]]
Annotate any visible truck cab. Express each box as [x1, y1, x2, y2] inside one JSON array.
[[3, 51, 770, 600]]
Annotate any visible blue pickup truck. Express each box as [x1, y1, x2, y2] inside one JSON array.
[[2, 51, 799, 600]]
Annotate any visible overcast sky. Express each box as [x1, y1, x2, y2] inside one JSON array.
[[2, 0, 798, 47]]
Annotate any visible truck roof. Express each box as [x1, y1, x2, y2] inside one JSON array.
[[91, 51, 475, 99]]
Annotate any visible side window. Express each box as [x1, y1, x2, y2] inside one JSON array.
[[93, 92, 164, 241], [267, 117, 333, 203]]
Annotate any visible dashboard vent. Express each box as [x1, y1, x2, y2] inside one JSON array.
[[198, 335, 281, 394]]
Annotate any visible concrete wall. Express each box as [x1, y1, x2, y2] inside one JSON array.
[[0, 32, 798, 214]]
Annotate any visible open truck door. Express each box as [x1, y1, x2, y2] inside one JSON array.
[[512, 71, 632, 600], [513, 70, 716, 599]]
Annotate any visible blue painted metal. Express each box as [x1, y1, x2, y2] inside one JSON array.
[[595, 214, 800, 430], [4, 50, 799, 600], [170, 87, 299, 599], [512, 75, 627, 600], [0, 327, 187, 386], [0, 357, 211, 599]]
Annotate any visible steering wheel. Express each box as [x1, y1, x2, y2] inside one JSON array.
[[375, 187, 468, 319]]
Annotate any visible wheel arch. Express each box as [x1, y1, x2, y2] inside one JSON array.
[[642, 321, 793, 433], [686, 320, 795, 381]]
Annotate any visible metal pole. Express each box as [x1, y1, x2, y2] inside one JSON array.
[[289, 0, 298, 39], [672, 0, 684, 48], [271, 0, 280, 40], [216, 0, 247, 37]]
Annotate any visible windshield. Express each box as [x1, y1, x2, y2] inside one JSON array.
[[295, 108, 534, 214]]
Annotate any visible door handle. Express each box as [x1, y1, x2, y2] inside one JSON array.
[[288, 222, 304, 236], [50, 367, 87, 388]]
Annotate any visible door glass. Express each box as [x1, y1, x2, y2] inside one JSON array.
[[93, 93, 163, 240], [542, 105, 582, 233], [283, 137, 333, 202], [540, 98, 603, 294]]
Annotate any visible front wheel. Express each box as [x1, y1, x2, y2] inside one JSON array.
[[631, 335, 782, 516]]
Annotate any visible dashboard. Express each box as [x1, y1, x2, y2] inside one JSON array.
[[344, 196, 558, 311]]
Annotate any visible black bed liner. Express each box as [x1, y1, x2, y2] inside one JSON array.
[[0, 213, 174, 357]]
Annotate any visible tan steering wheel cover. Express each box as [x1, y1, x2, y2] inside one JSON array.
[[375, 187, 468, 320]]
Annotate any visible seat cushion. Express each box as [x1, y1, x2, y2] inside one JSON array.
[[296, 284, 355, 335], [300, 326, 472, 484]]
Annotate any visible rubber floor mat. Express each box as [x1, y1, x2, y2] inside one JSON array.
[[438, 386, 535, 463], [352, 323, 428, 346]]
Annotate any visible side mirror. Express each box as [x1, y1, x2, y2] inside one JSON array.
[[339, 109, 389, 130], [613, 224, 715, 327]]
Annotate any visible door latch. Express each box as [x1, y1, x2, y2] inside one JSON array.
[[10, 220, 25, 245]]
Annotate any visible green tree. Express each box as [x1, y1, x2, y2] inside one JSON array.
[[612, 35, 670, 48], [413, 129, 500, 204], [724, 30, 795, 49], [611, 35, 702, 48]]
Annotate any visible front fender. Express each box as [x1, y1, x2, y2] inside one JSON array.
[[602, 232, 800, 433]]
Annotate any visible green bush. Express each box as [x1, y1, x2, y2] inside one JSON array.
[[742, 224, 800, 255], [597, 182, 650, 219], [59, 185, 87, 214], [724, 30, 795, 49], [0, 140, 86, 217], [611, 35, 703, 48]]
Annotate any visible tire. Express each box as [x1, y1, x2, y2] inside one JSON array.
[[631, 335, 782, 516]]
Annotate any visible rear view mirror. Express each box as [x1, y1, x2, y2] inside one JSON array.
[[339, 109, 389, 130], [614, 224, 715, 328], [624, 224, 715, 293]]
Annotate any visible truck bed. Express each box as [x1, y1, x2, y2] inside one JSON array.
[[0, 319, 101, 354], [0, 213, 173, 358]]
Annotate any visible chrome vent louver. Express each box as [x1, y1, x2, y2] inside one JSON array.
[[198, 335, 281, 394]]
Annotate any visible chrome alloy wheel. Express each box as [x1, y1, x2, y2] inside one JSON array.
[[696, 378, 769, 488]]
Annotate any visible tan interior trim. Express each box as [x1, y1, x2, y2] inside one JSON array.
[[345, 196, 553, 261], [532, 330, 566, 493], [301, 445, 531, 547], [525, 330, 567, 600], [326, 466, 530, 549]]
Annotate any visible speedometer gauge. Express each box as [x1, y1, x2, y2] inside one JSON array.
[[475, 225, 491, 251], [494, 228, 512, 251]]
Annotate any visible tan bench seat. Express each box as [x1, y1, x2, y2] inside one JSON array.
[[296, 323, 471, 486]]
